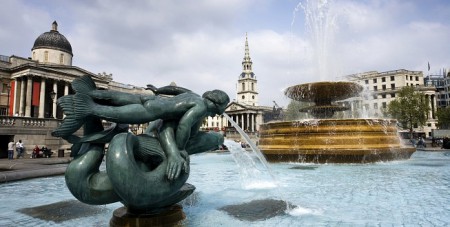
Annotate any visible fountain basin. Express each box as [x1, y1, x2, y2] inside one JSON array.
[[259, 119, 415, 163]]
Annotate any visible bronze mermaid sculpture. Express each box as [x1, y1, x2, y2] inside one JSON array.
[[53, 75, 229, 213]]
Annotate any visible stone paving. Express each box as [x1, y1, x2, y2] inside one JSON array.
[[0, 156, 71, 183]]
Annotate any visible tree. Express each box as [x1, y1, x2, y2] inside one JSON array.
[[436, 107, 450, 129], [283, 100, 312, 120], [386, 86, 430, 138]]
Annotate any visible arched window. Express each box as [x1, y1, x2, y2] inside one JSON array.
[[44, 51, 49, 62], [242, 95, 245, 100], [251, 83, 254, 91], [242, 83, 245, 91]]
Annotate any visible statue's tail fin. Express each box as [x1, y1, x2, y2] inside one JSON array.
[[72, 75, 97, 94], [52, 93, 94, 137]]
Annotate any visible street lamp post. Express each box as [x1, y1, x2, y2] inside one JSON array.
[[50, 90, 56, 118]]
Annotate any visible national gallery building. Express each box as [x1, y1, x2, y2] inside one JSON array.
[[0, 21, 149, 158]]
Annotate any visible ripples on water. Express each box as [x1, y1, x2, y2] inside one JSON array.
[[0, 151, 449, 226]]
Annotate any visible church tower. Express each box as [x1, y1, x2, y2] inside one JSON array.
[[237, 33, 258, 106]]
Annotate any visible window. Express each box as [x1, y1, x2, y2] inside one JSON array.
[[410, 76, 413, 80], [391, 93, 396, 98], [382, 85, 386, 90], [242, 95, 245, 99], [252, 95, 255, 99], [382, 94, 386, 98], [59, 53, 64, 64], [1, 83, 9, 94], [415, 76, 419, 81], [242, 83, 245, 91], [391, 84, 395, 89], [382, 102, 387, 108], [365, 80, 369, 84], [373, 86, 377, 91], [382, 77, 386, 82], [44, 51, 49, 62], [406, 75, 408, 80], [390, 76, 395, 81], [374, 103, 378, 109], [373, 95, 377, 99], [373, 79, 377, 83], [251, 83, 254, 91]]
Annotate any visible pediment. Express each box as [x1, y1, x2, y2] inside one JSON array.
[[226, 102, 247, 111]]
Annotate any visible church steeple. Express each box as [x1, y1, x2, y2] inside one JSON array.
[[243, 33, 252, 72], [237, 33, 258, 106]]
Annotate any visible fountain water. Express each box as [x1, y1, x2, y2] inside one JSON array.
[[1, 151, 449, 226], [259, 82, 415, 163], [258, 1, 415, 163]]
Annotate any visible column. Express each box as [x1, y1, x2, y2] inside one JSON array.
[[240, 114, 244, 130], [25, 76, 33, 117], [52, 81, 58, 118], [431, 95, 436, 119], [246, 113, 250, 131], [427, 95, 432, 120], [19, 78, 26, 116], [38, 78, 46, 118], [64, 82, 69, 96], [250, 114, 254, 132], [12, 78, 19, 116], [63, 82, 69, 118]]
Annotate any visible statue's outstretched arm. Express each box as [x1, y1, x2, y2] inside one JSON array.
[[146, 85, 192, 96]]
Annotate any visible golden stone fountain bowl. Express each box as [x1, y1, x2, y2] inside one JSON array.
[[258, 118, 416, 163]]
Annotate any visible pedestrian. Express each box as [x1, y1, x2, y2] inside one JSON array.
[[7, 140, 14, 160], [16, 140, 24, 158], [32, 145, 40, 158]]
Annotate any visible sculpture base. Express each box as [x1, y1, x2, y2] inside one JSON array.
[[110, 205, 185, 227]]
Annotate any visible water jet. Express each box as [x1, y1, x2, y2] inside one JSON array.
[[258, 81, 416, 163]]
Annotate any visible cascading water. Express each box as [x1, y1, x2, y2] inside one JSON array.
[[222, 113, 277, 187], [222, 113, 301, 214]]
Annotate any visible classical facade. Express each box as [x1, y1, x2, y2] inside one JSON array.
[[346, 69, 437, 137], [204, 34, 271, 141], [0, 21, 150, 158]]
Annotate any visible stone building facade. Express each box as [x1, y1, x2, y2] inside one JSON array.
[[346, 69, 437, 137], [0, 21, 150, 158]]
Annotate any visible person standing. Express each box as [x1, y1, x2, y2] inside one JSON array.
[[7, 140, 14, 160], [16, 140, 24, 159]]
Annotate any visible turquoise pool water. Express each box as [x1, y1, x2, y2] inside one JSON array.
[[0, 151, 449, 226]]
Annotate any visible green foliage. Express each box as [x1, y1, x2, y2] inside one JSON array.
[[283, 100, 311, 120], [436, 107, 450, 129], [386, 86, 430, 133]]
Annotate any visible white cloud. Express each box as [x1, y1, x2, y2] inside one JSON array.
[[2, 0, 450, 108]]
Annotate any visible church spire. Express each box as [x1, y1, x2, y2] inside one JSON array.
[[237, 33, 258, 106], [242, 32, 252, 73]]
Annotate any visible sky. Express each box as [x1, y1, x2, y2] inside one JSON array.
[[1, 0, 449, 107]]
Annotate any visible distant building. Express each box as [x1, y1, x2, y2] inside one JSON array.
[[0, 21, 149, 158], [346, 69, 437, 137], [201, 34, 271, 140]]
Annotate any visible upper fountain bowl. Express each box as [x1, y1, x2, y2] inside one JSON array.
[[284, 81, 364, 104]]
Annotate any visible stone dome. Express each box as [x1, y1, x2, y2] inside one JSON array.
[[32, 21, 73, 56]]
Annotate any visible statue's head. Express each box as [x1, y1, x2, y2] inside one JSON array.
[[203, 90, 230, 115]]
